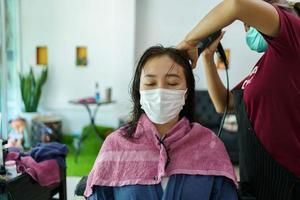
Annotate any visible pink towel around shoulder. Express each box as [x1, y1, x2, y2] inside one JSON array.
[[84, 114, 237, 197]]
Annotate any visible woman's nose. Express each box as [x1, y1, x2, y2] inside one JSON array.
[[157, 82, 166, 89]]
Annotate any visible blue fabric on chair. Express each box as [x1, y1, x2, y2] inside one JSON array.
[[195, 90, 239, 164], [26, 142, 68, 167], [87, 174, 237, 200]]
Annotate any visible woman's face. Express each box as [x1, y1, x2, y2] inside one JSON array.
[[140, 55, 187, 91]]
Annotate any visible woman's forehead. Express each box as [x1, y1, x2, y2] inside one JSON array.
[[142, 55, 184, 76]]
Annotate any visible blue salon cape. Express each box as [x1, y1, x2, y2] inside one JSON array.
[[87, 174, 238, 200]]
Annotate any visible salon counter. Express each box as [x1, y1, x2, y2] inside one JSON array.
[[0, 166, 66, 200]]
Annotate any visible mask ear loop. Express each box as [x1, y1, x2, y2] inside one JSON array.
[[183, 89, 188, 100]]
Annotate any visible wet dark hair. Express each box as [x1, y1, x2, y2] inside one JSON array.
[[295, 3, 300, 17], [124, 45, 195, 138], [264, 0, 300, 16]]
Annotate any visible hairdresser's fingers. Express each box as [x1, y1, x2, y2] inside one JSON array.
[[187, 48, 199, 68], [210, 31, 225, 51], [202, 32, 225, 57], [177, 40, 198, 68], [176, 40, 195, 51], [176, 40, 187, 50]]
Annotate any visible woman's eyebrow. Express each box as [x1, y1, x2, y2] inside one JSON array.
[[143, 74, 156, 78], [165, 73, 181, 78]]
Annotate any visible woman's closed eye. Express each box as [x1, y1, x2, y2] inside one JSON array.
[[167, 82, 179, 86], [143, 81, 179, 87], [166, 76, 181, 87], [142, 79, 157, 87], [144, 82, 155, 86]]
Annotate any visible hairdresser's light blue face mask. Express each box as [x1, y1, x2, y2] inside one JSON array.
[[246, 27, 268, 53]]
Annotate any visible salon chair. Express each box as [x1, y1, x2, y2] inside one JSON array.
[[195, 90, 239, 164], [0, 166, 67, 200], [74, 90, 240, 197]]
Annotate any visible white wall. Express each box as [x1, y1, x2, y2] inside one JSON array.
[[20, 0, 264, 134], [135, 0, 263, 89], [20, 0, 136, 134]]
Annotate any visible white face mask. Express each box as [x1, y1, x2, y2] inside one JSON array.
[[140, 88, 186, 124]]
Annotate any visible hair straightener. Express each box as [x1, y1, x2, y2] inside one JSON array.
[[196, 30, 229, 138]]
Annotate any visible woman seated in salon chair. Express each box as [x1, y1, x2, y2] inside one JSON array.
[[84, 46, 238, 200]]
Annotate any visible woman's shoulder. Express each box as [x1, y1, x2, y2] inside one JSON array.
[[190, 122, 218, 137], [100, 124, 144, 151], [188, 122, 229, 157], [100, 126, 129, 151]]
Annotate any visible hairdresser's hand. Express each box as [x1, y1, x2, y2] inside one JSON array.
[[176, 40, 199, 68], [202, 32, 225, 63]]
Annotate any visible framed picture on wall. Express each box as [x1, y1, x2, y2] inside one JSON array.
[[36, 46, 48, 65], [76, 46, 88, 67], [216, 48, 230, 70]]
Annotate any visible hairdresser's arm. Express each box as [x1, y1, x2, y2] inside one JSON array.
[[185, 0, 279, 46], [200, 33, 235, 113], [202, 51, 235, 113]]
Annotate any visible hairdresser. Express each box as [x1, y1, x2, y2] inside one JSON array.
[[177, 0, 300, 199]]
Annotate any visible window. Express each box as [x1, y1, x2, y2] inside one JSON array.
[[0, 0, 20, 139]]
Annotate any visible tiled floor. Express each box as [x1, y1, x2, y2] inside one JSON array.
[[67, 176, 84, 200], [234, 165, 240, 181]]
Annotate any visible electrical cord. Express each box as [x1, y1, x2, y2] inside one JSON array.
[[216, 43, 229, 138], [196, 31, 230, 138]]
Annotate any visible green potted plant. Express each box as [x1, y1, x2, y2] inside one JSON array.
[[19, 66, 48, 112], [19, 66, 48, 146]]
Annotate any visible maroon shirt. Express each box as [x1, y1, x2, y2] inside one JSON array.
[[235, 6, 300, 177]]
